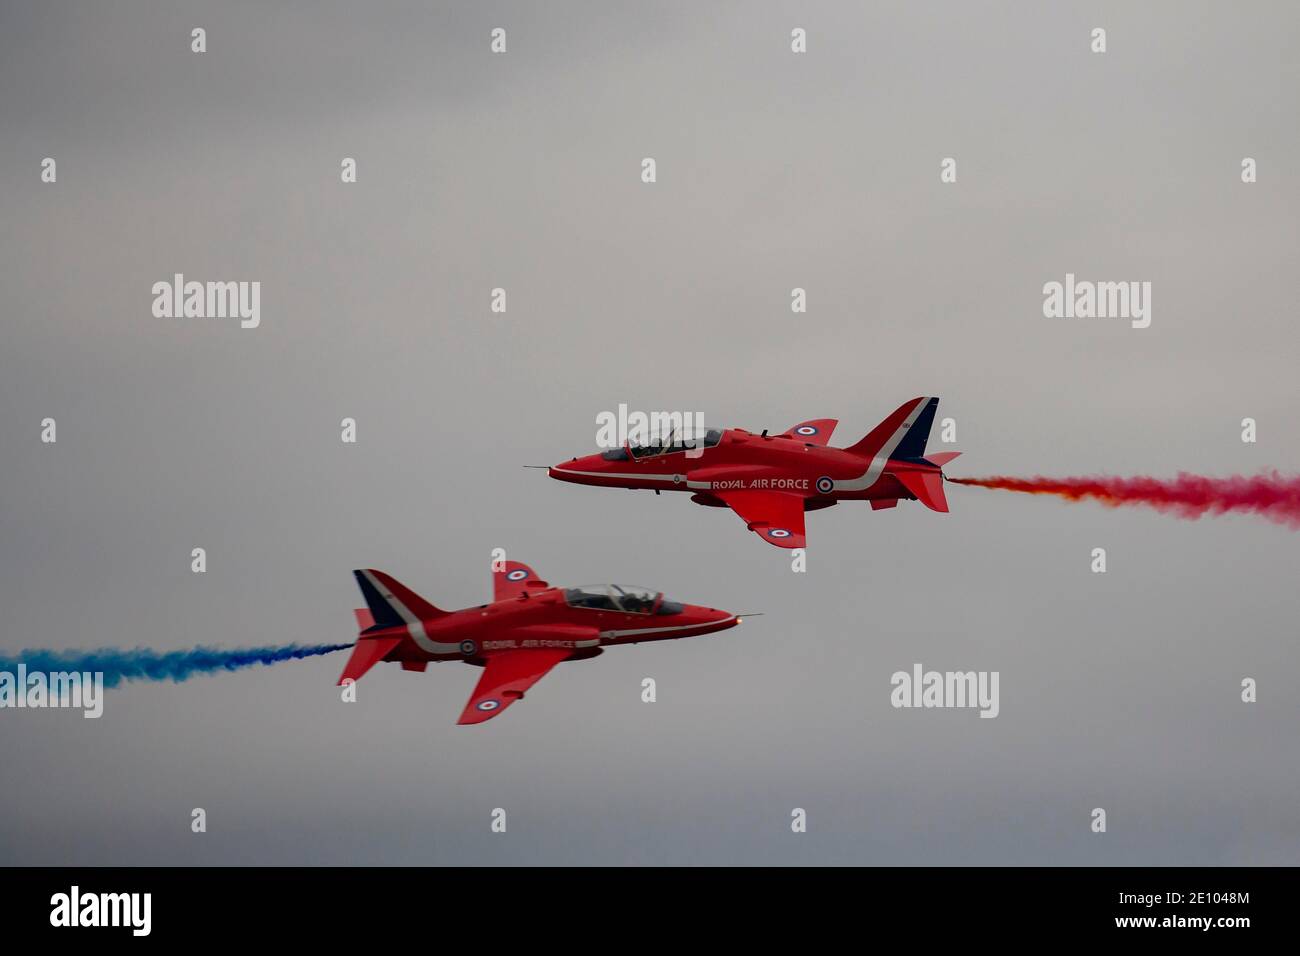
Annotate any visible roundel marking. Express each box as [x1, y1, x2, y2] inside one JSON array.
[[477, 699, 500, 712], [795, 425, 819, 436], [506, 569, 529, 581], [459, 640, 477, 655], [816, 476, 835, 494], [767, 528, 792, 539]]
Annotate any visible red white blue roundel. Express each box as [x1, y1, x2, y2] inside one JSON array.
[[767, 528, 792, 539], [816, 476, 834, 494], [459, 640, 477, 655], [795, 425, 819, 436], [477, 699, 499, 712], [506, 569, 528, 581]]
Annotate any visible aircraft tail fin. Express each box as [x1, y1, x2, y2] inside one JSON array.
[[352, 569, 447, 633], [846, 397, 940, 461]]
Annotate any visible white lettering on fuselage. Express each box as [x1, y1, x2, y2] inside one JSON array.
[[710, 478, 810, 491]]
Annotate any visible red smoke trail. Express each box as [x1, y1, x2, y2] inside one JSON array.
[[948, 471, 1300, 529]]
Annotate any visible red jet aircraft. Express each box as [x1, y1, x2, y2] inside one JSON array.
[[548, 396, 960, 550], [337, 562, 742, 724]]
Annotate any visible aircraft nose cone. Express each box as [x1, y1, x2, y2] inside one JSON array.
[[697, 607, 740, 630], [550, 454, 607, 482], [548, 459, 579, 480]]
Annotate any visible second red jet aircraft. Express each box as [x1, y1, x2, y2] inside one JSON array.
[[548, 396, 960, 549]]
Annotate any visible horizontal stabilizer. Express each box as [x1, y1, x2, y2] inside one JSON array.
[[925, 451, 962, 468], [337, 636, 401, 685], [895, 470, 949, 513]]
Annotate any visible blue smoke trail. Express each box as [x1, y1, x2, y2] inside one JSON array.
[[0, 643, 353, 689]]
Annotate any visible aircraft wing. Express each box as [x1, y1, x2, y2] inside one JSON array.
[[714, 489, 807, 549], [493, 559, 549, 602], [780, 418, 838, 445], [458, 647, 573, 724]]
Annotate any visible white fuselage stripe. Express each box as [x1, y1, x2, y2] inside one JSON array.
[[556, 468, 712, 490], [599, 617, 735, 639]]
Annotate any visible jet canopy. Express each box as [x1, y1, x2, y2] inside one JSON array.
[[602, 427, 723, 461], [563, 584, 682, 615]]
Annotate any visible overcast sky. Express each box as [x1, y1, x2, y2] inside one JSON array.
[[2, 0, 1298, 865]]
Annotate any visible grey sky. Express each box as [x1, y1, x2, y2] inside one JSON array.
[[1, 1, 1297, 865]]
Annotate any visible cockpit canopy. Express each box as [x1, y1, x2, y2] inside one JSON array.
[[602, 427, 723, 461], [563, 584, 683, 615]]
